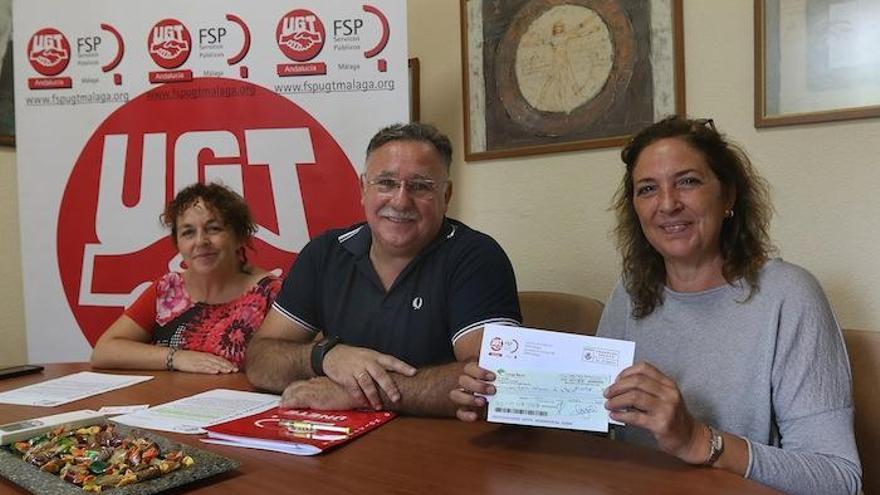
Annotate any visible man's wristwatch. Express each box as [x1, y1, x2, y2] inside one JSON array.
[[310, 335, 342, 376], [704, 426, 724, 467]]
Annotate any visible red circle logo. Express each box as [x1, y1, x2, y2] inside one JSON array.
[[148, 19, 192, 69], [27, 28, 71, 76], [276, 9, 325, 61], [58, 77, 364, 345]]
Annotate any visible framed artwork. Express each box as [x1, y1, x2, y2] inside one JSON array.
[[755, 0, 880, 127], [0, 0, 12, 147], [408, 57, 421, 122], [460, 0, 684, 161]]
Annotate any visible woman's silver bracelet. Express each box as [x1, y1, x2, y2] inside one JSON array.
[[166, 348, 177, 371]]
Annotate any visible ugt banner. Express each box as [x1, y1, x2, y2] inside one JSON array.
[[13, 0, 408, 362]]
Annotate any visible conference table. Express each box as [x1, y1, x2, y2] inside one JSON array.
[[0, 363, 781, 494]]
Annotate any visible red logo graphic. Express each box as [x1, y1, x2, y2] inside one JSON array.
[[276, 9, 325, 61], [27, 28, 71, 76], [148, 19, 192, 69], [58, 78, 364, 345], [362, 5, 390, 58], [490, 337, 503, 352]]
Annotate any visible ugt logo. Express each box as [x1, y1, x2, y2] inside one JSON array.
[[58, 78, 364, 346], [276, 9, 325, 61], [27, 28, 71, 76], [148, 18, 192, 69]]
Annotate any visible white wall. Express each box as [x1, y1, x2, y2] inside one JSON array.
[[409, 0, 880, 330], [1, 1, 878, 365]]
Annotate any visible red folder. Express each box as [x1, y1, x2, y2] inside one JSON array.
[[202, 407, 395, 456]]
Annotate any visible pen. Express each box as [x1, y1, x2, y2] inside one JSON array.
[[284, 430, 350, 441], [279, 420, 351, 435]]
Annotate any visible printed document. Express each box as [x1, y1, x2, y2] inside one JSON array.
[[112, 389, 279, 434], [479, 324, 634, 433], [0, 372, 153, 407]]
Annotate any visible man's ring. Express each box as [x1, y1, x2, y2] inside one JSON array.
[[356, 371, 369, 380]]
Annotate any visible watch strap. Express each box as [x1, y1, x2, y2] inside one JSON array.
[[310, 335, 341, 376]]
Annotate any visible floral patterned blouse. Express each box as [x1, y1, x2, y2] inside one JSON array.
[[124, 272, 281, 368]]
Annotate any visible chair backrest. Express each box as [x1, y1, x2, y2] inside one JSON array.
[[843, 328, 880, 495], [518, 291, 604, 336]]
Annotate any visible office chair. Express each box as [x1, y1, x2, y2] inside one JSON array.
[[518, 291, 604, 336], [843, 328, 880, 494]]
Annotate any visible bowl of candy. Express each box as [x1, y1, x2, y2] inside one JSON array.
[[0, 422, 238, 494]]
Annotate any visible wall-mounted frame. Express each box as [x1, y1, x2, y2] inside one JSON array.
[[408, 57, 420, 122], [755, 0, 880, 127], [0, 0, 13, 147], [460, 0, 684, 161]]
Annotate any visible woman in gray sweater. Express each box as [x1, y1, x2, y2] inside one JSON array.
[[452, 117, 861, 495]]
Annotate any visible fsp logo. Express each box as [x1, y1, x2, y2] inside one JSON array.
[[58, 78, 364, 346], [148, 18, 192, 69], [412, 297, 423, 310], [27, 28, 71, 76], [276, 9, 325, 62]]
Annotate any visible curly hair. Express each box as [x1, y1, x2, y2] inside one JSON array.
[[612, 116, 774, 318], [161, 182, 257, 260]]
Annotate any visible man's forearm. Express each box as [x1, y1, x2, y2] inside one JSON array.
[[245, 338, 314, 393], [379, 361, 466, 417]]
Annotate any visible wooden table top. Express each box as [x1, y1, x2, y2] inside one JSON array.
[[0, 363, 781, 494]]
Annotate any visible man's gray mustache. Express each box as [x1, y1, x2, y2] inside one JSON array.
[[378, 207, 418, 220]]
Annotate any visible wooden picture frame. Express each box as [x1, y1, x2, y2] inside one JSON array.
[[408, 57, 420, 122], [0, 0, 13, 148], [460, 0, 684, 161], [755, 0, 880, 127]]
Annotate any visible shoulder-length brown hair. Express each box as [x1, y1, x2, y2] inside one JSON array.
[[612, 116, 774, 318]]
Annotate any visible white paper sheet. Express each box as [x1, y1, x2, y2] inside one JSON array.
[[0, 371, 153, 407], [97, 404, 149, 415], [479, 324, 635, 433], [112, 389, 279, 434], [201, 437, 323, 456]]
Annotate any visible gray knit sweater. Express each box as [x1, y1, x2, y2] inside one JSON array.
[[597, 259, 861, 494]]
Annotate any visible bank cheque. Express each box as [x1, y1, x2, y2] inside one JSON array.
[[479, 324, 635, 433]]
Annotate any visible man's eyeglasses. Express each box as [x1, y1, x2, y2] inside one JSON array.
[[363, 176, 447, 199]]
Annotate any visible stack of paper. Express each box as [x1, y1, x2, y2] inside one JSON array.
[[0, 372, 153, 407], [112, 389, 279, 434]]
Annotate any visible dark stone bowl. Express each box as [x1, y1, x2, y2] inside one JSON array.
[[0, 422, 239, 494]]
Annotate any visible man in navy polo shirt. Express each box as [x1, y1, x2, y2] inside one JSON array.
[[246, 122, 521, 416]]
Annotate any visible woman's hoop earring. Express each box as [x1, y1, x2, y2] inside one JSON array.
[[724, 209, 734, 219]]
